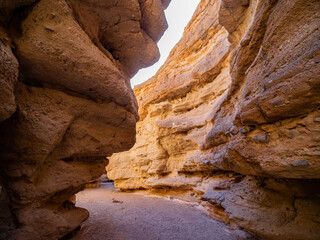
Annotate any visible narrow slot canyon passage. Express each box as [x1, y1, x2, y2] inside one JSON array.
[[0, 0, 319, 240]]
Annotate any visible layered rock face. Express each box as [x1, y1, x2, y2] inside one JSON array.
[[108, 0, 320, 239], [0, 0, 169, 239]]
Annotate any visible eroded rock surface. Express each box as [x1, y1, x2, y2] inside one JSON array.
[[0, 0, 169, 239], [109, 0, 320, 239]]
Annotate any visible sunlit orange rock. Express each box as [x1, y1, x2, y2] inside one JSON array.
[[0, 0, 169, 239], [109, 0, 320, 239]]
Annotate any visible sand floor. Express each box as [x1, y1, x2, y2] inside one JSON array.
[[68, 183, 249, 240]]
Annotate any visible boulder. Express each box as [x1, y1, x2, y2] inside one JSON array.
[[0, 0, 169, 239]]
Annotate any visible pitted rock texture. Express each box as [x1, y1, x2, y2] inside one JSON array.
[[0, 0, 169, 239], [108, 0, 320, 239], [0, 29, 18, 122]]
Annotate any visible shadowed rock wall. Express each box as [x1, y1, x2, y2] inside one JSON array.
[[108, 0, 320, 239], [0, 0, 170, 239]]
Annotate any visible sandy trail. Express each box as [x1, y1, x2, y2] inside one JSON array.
[[69, 183, 248, 240]]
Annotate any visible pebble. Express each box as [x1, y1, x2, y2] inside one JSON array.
[[253, 133, 269, 143], [289, 130, 299, 139], [204, 160, 211, 165], [230, 126, 238, 135], [240, 125, 256, 134], [290, 159, 310, 167]]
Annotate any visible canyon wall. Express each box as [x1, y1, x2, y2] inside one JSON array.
[[108, 0, 320, 239], [0, 0, 170, 239]]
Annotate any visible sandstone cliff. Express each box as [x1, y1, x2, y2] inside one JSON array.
[[108, 0, 320, 239], [0, 0, 170, 239]]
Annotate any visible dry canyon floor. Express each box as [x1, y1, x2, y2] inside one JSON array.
[[68, 183, 251, 240]]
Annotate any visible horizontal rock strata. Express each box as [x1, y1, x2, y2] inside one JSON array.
[[108, 0, 320, 239], [0, 0, 170, 239]]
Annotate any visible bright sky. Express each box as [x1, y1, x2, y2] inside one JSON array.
[[131, 0, 201, 87]]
